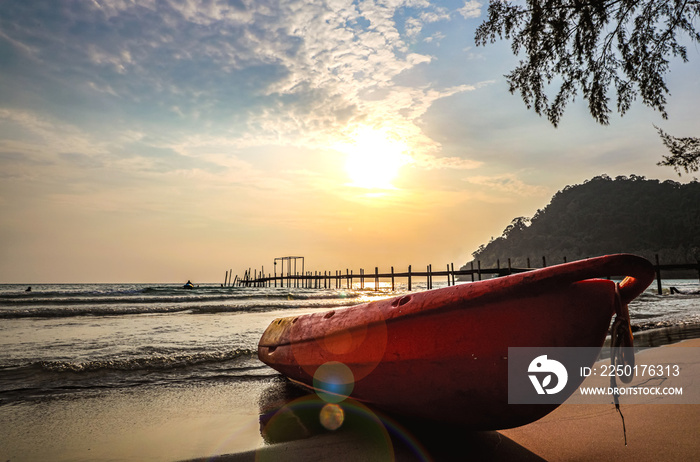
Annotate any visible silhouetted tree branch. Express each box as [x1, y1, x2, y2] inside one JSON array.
[[475, 0, 700, 172], [656, 126, 700, 174]]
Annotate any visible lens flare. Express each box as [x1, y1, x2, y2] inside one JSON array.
[[290, 302, 388, 383], [258, 391, 431, 462], [313, 361, 355, 403], [319, 403, 344, 431]]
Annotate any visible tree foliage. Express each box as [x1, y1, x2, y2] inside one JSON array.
[[475, 0, 700, 171], [656, 125, 700, 173], [467, 175, 700, 268]]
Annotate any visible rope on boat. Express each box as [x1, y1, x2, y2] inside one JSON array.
[[610, 282, 634, 446]]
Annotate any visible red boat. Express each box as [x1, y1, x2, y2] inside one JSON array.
[[258, 254, 655, 429]]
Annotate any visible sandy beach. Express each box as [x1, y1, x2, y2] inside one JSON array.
[[188, 338, 700, 462], [1, 336, 696, 462]]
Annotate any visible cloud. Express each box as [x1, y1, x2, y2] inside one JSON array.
[[464, 174, 549, 197], [458, 1, 483, 19], [411, 154, 482, 170], [0, 109, 107, 159], [424, 32, 446, 44], [0, 0, 482, 177]]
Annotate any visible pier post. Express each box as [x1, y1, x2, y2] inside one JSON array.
[[224, 270, 228, 287], [542, 256, 547, 267], [470, 262, 475, 282], [446, 264, 451, 286], [655, 254, 663, 295], [451, 263, 455, 286], [375, 267, 379, 292], [391, 266, 395, 291], [477, 261, 482, 281], [408, 265, 412, 291]]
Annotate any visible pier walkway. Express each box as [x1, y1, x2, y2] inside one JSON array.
[[224, 254, 700, 295]]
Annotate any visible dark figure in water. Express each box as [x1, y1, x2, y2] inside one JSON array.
[[26, 286, 31, 292], [670, 286, 700, 295], [183, 280, 194, 289]]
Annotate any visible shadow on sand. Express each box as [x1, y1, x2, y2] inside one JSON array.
[[191, 379, 546, 462]]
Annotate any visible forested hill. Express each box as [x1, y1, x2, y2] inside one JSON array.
[[465, 175, 700, 270]]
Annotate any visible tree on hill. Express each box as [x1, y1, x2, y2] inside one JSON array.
[[466, 175, 700, 269], [475, 0, 700, 174]]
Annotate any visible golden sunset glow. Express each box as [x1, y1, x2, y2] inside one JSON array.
[[2, 0, 695, 286], [340, 127, 409, 189]]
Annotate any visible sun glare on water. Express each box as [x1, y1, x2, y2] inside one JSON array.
[[339, 127, 409, 190]]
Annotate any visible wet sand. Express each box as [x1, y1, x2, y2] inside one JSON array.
[[0, 380, 268, 462], [1, 339, 697, 461]]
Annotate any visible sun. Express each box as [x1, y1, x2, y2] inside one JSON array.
[[340, 127, 409, 189]]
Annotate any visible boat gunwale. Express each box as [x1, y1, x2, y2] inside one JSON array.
[[259, 254, 655, 349]]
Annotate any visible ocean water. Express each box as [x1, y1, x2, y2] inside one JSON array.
[[0, 279, 698, 406]]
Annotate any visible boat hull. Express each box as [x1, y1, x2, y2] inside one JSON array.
[[258, 254, 654, 429]]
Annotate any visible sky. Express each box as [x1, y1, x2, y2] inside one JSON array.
[[1, 0, 698, 283]]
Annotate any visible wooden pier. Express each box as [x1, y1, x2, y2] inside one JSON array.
[[226, 254, 700, 295]]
